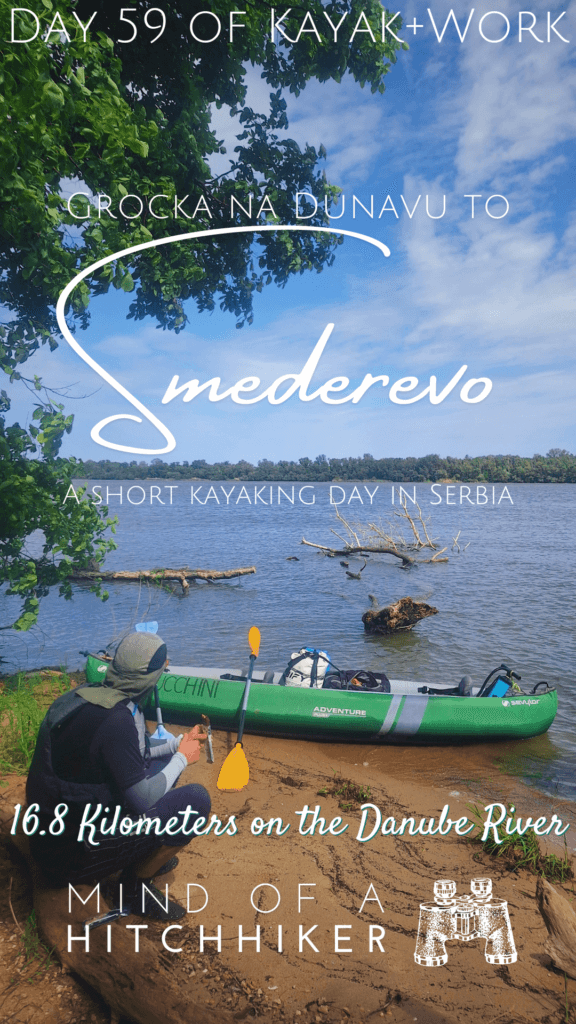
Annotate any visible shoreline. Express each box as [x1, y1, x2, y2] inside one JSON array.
[[2, 711, 575, 1024], [3, 667, 575, 814], [165, 726, 576, 1022]]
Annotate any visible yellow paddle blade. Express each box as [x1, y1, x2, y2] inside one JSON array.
[[248, 626, 260, 658], [217, 743, 249, 791]]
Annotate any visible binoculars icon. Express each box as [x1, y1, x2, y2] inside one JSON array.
[[414, 878, 517, 967]]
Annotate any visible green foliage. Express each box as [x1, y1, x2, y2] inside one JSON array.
[[20, 910, 55, 979], [70, 450, 576, 483], [334, 779, 372, 810], [0, 0, 405, 629], [0, 0, 406, 375], [467, 804, 573, 882], [0, 672, 71, 772], [318, 776, 372, 810], [0, 411, 117, 629]]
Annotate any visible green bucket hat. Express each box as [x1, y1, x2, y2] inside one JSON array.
[[78, 632, 168, 709]]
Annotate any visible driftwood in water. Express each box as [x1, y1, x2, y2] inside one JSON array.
[[301, 539, 414, 567], [302, 505, 454, 566], [536, 877, 576, 979], [3, 820, 228, 1024], [68, 566, 256, 593], [362, 596, 438, 634]]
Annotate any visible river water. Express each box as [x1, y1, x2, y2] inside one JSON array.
[[2, 481, 575, 804]]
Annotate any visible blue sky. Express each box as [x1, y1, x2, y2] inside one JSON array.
[[9, 0, 576, 463]]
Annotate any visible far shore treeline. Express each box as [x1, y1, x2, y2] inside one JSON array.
[[72, 450, 576, 483]]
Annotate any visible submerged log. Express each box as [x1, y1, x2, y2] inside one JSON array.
[[301, 538, 413, 566], [68, 566, 256, 593], [536, 877, 576, 980], [362, 596, 438, 634]]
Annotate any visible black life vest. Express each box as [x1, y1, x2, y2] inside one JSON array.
[[26, 689, 115, 815]]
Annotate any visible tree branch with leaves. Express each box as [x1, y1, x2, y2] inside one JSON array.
[[0, 0, 406, 628], [0, 403, 117, 630]]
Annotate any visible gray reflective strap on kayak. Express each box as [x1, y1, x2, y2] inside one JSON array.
[[395, 695, 429, 735], [378, 695, 402, 735], [378, 695, 429, 736]]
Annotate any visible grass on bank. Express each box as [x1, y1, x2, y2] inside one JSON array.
[[4, 908, 55, 989], [317, 776, 372, 811], [20, 910, 55, 980], [467, 803, 573, 882], [0, 671, 72, 775]]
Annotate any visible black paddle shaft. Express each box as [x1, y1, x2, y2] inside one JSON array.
[[237, 653, 257, 745]]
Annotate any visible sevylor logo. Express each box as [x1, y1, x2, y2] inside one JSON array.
[[502, 699, 539, 707]]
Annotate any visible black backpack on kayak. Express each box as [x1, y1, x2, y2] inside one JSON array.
[[322, 668, 390, 693]]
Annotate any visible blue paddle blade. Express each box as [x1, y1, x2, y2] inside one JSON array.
[[151, 724, 171, 740], [135, 621, 159, 634]]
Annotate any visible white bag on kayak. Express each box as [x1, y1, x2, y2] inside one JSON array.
[[281, 648, 331, 688]]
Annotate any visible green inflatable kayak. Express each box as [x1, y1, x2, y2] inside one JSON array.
[[85, 655, 558, 745]]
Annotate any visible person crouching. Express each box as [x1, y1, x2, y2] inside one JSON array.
[[26, 632, 210, 922]]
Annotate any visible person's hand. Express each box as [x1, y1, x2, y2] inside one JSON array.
[[188, 724, 207, 743], [178, 733, 200, 764], [178, 726, 207, 765]]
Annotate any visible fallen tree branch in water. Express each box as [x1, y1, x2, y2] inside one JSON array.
[[301, 499, 466, 573], [300, 539, 414, 566], [67, 566, 256, 594]]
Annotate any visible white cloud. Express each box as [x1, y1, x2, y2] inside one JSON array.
[[448, 2, 576, 189], [283, 77, 394, 182], [395, 196, 576, 364], [376, 4, 576, 375]]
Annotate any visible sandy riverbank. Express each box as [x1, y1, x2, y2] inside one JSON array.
[[1, 717, 575, 1024]]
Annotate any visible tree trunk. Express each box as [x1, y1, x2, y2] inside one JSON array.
[[8, 837, 228, 1024], [536, 877, 576, 980], [68, 566, 256, 592], [0, 785, 228, 1024], [362, 596, 438, 634]]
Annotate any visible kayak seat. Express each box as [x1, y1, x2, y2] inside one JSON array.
[[458, 675, 473, 695], [220, 670, 275, 685], [419, 676, 473, 697]]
